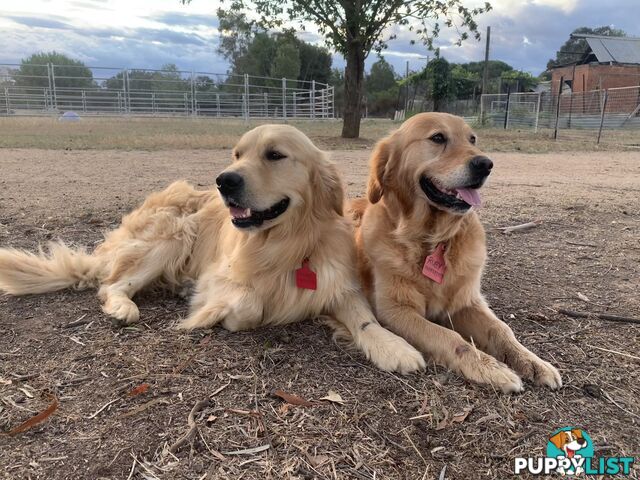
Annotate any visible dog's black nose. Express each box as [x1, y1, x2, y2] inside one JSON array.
[[216, 172, 244, 195], [469, 156, 493, 177], [577, 438, 586, 445]]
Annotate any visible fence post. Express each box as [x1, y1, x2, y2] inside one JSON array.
[[243, 73, 249, 121], [597, 90, 609, 145], [46, 63, 55, 111], [4, 87, 9, 115], [191, 71, 196, 116], [44, 88, 49, 111], [263, 92, 268, 117], [50, 64, 58, 110], [293, 92, 297, 117], [503, 87, 511, 129], [479, 94, 484, 125], [534, 92, 542, 133], [282, 78, 287, 121], [553, 76, 564, 140], [82, 90, 86, 113], [152, 92, 156, 115], [124, 69, 130, 114], [184, 92, 189, 115], [216, 93, 220, 117], [311, 80, 316, 119]]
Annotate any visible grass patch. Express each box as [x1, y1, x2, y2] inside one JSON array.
[[0, 116, 634, 152]]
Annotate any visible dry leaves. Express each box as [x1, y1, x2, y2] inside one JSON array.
[[272, 389, 316, 407], [3, 393, 59, 436], [436, 406, 473, 430], [127, 383, 150, 397], [320, 390, 345, 405]]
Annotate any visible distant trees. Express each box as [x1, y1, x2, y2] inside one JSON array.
[[365, 58, 399, 117], [547, 26, 627, 70], [104, 63, 191, 92], [14, 52, 94, 88], [216, 9, 332, 88]]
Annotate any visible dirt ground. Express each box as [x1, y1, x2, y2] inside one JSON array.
[[0, 147, 639, 480]]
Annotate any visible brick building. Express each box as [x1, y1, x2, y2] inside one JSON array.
[[550, 34, 640, 95]]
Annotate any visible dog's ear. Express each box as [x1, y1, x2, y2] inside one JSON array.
[[367, 138, 391, 204], [549, 432, 567, 449], [572, 429, 584, 440], [316, 158, 345, 216]]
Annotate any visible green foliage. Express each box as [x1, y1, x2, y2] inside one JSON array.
[[366, 58, 399, 117], [271, 42, 301, 80], [547, 26, 627, 70], [427, 57, 454, 111], [105, 64, 190, 92], [15, 52, 94, 88], [500, 70, 538, 91], [329, 68, 345, 116]]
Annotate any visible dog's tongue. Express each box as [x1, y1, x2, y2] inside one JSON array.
[[567, 449, 575, 459], [455, 187, 482, 207]]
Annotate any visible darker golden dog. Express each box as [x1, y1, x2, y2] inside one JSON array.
[[0, 125, 425, 374], [351, 113, 561, 392]]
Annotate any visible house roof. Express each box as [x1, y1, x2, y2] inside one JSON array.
[[571, 34, 640, 65]]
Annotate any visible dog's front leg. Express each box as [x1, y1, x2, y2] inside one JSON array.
[[375, 276, 523, 393], [177, 270, 262, 331], [448, 301, 562, 389], [331, 290, 425, 374]]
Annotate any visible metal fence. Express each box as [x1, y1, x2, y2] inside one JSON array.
[[479, 86, 640, 145], [0, 63, 334, 119]]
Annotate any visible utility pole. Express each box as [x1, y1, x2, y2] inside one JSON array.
[[405, 60, 409, 112], [481, 26, 491, 96]]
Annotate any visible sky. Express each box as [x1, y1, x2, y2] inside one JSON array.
[[1, 0, 639, 78]]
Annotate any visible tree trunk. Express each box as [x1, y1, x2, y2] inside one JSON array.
[[341, 43, 365, 138]]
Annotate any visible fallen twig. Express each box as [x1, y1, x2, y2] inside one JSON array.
[[87, 399, 119, 419], [168, 399, 211, 454], [223, 444, 270, 456], [586, 344, 640, 361], [557, 308, 640, 325], [62, 314, 89, 329], [495, 219, 542, 234]]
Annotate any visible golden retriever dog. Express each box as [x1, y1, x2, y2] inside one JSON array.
[[350, 113, 561, 392], [0, 125, 425, 374]]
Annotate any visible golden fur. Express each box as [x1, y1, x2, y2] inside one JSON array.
[[0, 125, 425, 374], [351, 113, 561, 392]]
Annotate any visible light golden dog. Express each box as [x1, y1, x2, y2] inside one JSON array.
[[0, 125, 425, 374], [351, 113, 561, 392]]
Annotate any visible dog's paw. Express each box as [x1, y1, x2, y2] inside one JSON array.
[[529, 357, 562, 389], [506, 350, 562, 389], [176, 303, 228, 331], [363, 325, 426, 374], [485, 362, 524, 394], [102, 296, 140, 324], [459, 351, 523, 394]]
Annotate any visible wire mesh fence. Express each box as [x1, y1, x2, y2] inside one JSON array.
[[478, 86, 640, 146], [0, 63, 334, 119]]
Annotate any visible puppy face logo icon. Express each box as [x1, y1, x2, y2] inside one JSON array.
[[547, 428, 594, 475]]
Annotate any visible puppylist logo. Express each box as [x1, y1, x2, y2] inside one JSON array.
[[514, 427, 635, 476]]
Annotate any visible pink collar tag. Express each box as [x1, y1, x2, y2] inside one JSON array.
[[422, 243, 447, 284], [296, 259, 317, 290]]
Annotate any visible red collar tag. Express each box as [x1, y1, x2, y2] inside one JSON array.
[[422, 243, 447, 284], [296, 259, 317, 290]]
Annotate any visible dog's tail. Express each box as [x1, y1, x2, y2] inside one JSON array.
[[0, 242, 103, 295]]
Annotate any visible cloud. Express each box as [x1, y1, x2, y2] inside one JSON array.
[[150, 12, 218, 28], [6, 15, 71, 30]]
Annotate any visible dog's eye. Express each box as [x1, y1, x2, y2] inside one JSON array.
[[265, 150, 286, 161], [429, 133, 446, 144], [470, 135, 477, 145]]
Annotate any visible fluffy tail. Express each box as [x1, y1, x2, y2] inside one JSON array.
[[0, 242, 102, 295]]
